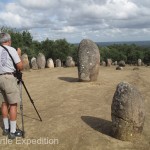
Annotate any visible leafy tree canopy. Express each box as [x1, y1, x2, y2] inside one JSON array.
[[1, 27, 150, 65]]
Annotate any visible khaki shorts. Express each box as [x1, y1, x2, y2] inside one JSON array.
[[0, 75, 20, 104]]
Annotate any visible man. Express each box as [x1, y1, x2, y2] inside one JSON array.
[[0, 32, 23, 139]]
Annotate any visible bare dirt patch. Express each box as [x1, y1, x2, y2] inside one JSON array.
[[0, 66, 150, 150]]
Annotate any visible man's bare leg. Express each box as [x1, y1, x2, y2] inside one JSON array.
[[1, 102, 9, 130]]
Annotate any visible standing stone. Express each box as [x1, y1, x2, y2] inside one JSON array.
[[65, 56, 75, 67], [118, 60, 126, 67], [107, 59, 112, 66], [114, 61, 118, 66], [77, 39, 100, 82], [56, 59, 61, 67], [47, 58, 54, 68], [37, 53, 46, 69], [111, 82, 145, 141], [101, 61, 106, 66], [137, 59, 142, 66], [31, 57, 38, 70], [21, 53, 30, 71]]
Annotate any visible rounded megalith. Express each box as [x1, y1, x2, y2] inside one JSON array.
[[77, 39, 100, 82], [111, 82, 145, 141], [116, 66, 123, 70], [106, 59, 112, 67], [114, 61, 118, 66], [137, 59, 142, 66], [56, 59, 61, 67], [65, 56, 75, 67], [31, 57, 38, 70], [37, 53, 46, 69], [101, 61, 106, 66], [118, 60, 126, 67], [47, 58, 54, 68], [21, 53, 30, 71]]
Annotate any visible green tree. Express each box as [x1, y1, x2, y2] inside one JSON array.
[[1, 26, 149, 65], [100, 46, 111, 62], [22, 31, 33, 48], [41, 38, 54, 59], [143, 50, 150, 65]]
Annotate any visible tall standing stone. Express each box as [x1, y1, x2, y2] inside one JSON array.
[[56, 59, 61, 67], [47, 58, 54, 68], [37, 53, 46, 69], [114, 61, 118, 66], [111, 82, 145, 141], [31, 57, 38, 70], [65, 56, 75, 67], [21, 53, 30, 71], [137, 59, 142, 66], [77, 39, 100, 82], [106, 59, 112, 66]]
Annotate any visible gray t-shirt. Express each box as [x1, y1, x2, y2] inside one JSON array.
[[0, 45, 21, 74]]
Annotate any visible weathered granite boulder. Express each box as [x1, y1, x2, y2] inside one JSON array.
[[111, 82, 145, 141], [114, 61, 118, 66], [21, 53, 30, 70], [65, 56, 75, 67], [101, 61, 106, 66], [107, 59, 112, 66], [56, 59, 61, 67], [118, 60, 126, 67], [116, 66, 123, 70], [37, 53, 46, 69], [47, 58, 54, 68], [77, 39, 100, 82], [31, 57, 38, 70], [137, 59, 142, 66]]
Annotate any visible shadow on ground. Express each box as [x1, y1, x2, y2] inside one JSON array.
[[58, 77, 79, 82], [81, 116, 113, 138]]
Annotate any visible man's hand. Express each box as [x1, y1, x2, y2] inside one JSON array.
[[16, 48, 23, 71], [17, 48, 21, 57]]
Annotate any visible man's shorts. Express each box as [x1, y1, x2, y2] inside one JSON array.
[[0, 75, 20, 104]]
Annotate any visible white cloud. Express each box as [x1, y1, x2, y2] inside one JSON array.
[[0, 11, 32, 28], [0, 0, 150, 43], [81, 0, 139, 19], [60, 26, 77, 33], [18, 0, 57, 9]]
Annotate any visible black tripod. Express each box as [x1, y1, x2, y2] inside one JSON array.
[[18, 72, 42, 138]]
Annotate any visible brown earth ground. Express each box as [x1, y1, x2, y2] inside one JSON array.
[[0, 66, 150, 150]]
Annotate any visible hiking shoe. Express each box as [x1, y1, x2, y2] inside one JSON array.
[[8, 129, 23, 139], [2, 129, 9, 136]]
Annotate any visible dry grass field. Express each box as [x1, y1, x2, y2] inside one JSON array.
[[0, 66, 150, 150]]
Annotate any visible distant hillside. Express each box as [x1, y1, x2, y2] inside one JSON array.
[[96, 41, 150, 47]]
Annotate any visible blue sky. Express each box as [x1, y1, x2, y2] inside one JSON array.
[[0, 0, 150, 43]]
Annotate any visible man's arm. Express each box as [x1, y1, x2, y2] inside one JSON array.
[[16, 62, 23, 71], [16, 48, 23, 71]]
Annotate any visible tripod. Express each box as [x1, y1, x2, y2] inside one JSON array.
[[18, 72, 42, 138]]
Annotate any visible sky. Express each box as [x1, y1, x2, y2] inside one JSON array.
[[0, 0, 150, 43]]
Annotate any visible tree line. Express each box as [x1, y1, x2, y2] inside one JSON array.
[[1, 27, 150, 65], [100, 44, 150, 65]]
